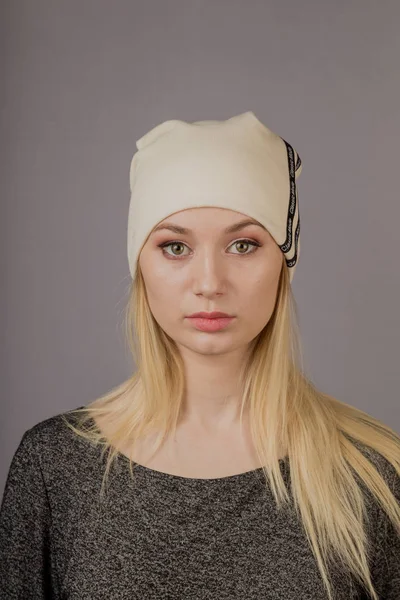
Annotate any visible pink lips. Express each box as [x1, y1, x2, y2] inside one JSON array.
[[187, 315, 235, 332], [187, 311, 233, 319]]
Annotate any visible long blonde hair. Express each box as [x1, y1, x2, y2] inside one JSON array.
[[63, 259, 400, 600]]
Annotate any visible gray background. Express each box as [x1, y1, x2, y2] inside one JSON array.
[[1, 0, 399, 499]]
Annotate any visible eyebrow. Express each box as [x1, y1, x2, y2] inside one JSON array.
[[152, 218, 267, 235]]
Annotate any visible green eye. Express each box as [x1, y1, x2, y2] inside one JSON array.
[[233, 240, 253, 254], [158, 239, 261, 259], [164, 242, 187, 256]]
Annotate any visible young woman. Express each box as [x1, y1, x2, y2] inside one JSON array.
[[1, 111, 399, 599]]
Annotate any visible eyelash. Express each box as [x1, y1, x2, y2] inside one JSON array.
[[157, 238, 261, 259]]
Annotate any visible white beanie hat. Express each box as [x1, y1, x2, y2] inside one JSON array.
[[127, 111, 303, 282]]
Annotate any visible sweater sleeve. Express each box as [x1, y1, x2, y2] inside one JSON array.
[[372, 460, 400, 600], [0, 428, 56, 599]]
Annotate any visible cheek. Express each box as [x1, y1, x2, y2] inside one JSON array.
[[146, 284, 170, 309], [248, 260, 281, 291], [247, 285, 277, 312], [145, 279, 179, 324], [243, 272, 280, 315]]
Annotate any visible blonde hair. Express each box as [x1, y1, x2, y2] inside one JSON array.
[[63, 260, 400, 600]]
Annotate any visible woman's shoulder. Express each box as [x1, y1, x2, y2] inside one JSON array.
[[345, 435, 399, 489], [10, 406, 102, 487], [0, 407, 105, 597], [19, 405, 86, 449]]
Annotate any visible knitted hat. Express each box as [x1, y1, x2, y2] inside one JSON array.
[[127, 111, 303, 282]]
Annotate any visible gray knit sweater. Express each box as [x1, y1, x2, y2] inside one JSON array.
[[0, 407, 399, 599]]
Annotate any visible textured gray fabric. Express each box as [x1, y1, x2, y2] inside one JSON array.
[[0, 406, 399, 599]]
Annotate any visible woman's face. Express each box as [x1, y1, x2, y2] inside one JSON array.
[[138, 207, 283, 356]]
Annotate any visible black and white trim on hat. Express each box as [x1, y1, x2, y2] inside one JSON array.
[[280, 139, 301, 269]]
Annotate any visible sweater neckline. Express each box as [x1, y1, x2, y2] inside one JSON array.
[[118, 452, 288, 483], [74, 406, 289, 484]]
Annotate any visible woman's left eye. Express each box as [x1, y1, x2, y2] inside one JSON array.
[[158, 239, 261, 259]]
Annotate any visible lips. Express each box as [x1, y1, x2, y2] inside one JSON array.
[[188, 315, 235, 332], [187, 311, 233, 319]]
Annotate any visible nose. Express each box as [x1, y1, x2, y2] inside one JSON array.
[[190, 248, 227, 297]]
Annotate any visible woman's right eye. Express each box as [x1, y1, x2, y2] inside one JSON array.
[[159, 241, 189, 258]]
